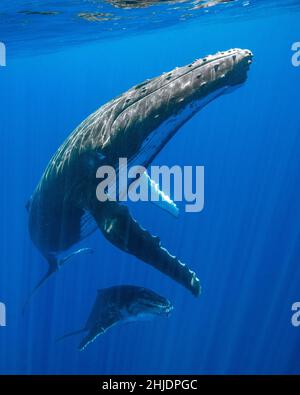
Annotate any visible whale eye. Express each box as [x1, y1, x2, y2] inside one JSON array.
[[196, 74, 202, 79]]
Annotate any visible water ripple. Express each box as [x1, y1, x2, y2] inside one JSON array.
[[0, 0, 299, 54]]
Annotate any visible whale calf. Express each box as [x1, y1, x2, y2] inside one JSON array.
[[58, 285, 173, 350], [26, 48, 253, 299]]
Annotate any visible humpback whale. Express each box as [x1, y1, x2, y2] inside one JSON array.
[[26, 48, 253, 300], [58, 285, 173, 350]]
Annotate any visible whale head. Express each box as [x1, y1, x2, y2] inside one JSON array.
[[146, 47, 254, 120], [106, 48, 253, 162], [155, 48, 253, 100], [131, 48, 254, 115], [125, 287, 174, 319]]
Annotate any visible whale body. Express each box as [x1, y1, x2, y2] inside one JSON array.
[[26, 48, 253, 299]]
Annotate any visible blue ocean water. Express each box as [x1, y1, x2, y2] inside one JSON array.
[[0, 0, 300, 374]]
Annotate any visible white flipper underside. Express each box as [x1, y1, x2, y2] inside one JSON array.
[[138, 171, 179, 218]]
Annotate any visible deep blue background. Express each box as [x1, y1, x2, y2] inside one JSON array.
[[0, 6, 300, 374]]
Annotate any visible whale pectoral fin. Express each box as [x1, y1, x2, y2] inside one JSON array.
[[138, 172, 179, 217], [92, 201, 200, 296], [79, 311, 121, 351]]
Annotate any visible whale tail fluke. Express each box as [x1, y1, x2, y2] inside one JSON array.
[[22, 248, 94, 314], [91, 201, 201, 297], [22, 255, 58, 315]]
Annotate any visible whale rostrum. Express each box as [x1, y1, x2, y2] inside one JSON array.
[[26, 48, 253, 301]]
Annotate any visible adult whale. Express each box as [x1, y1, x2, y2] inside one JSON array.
[[26, 48, 253, 300]]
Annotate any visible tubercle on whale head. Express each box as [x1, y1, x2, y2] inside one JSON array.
[[220, 48, 254, 86], [123, 48, 253, 101], [178, 48, 253, 81]]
